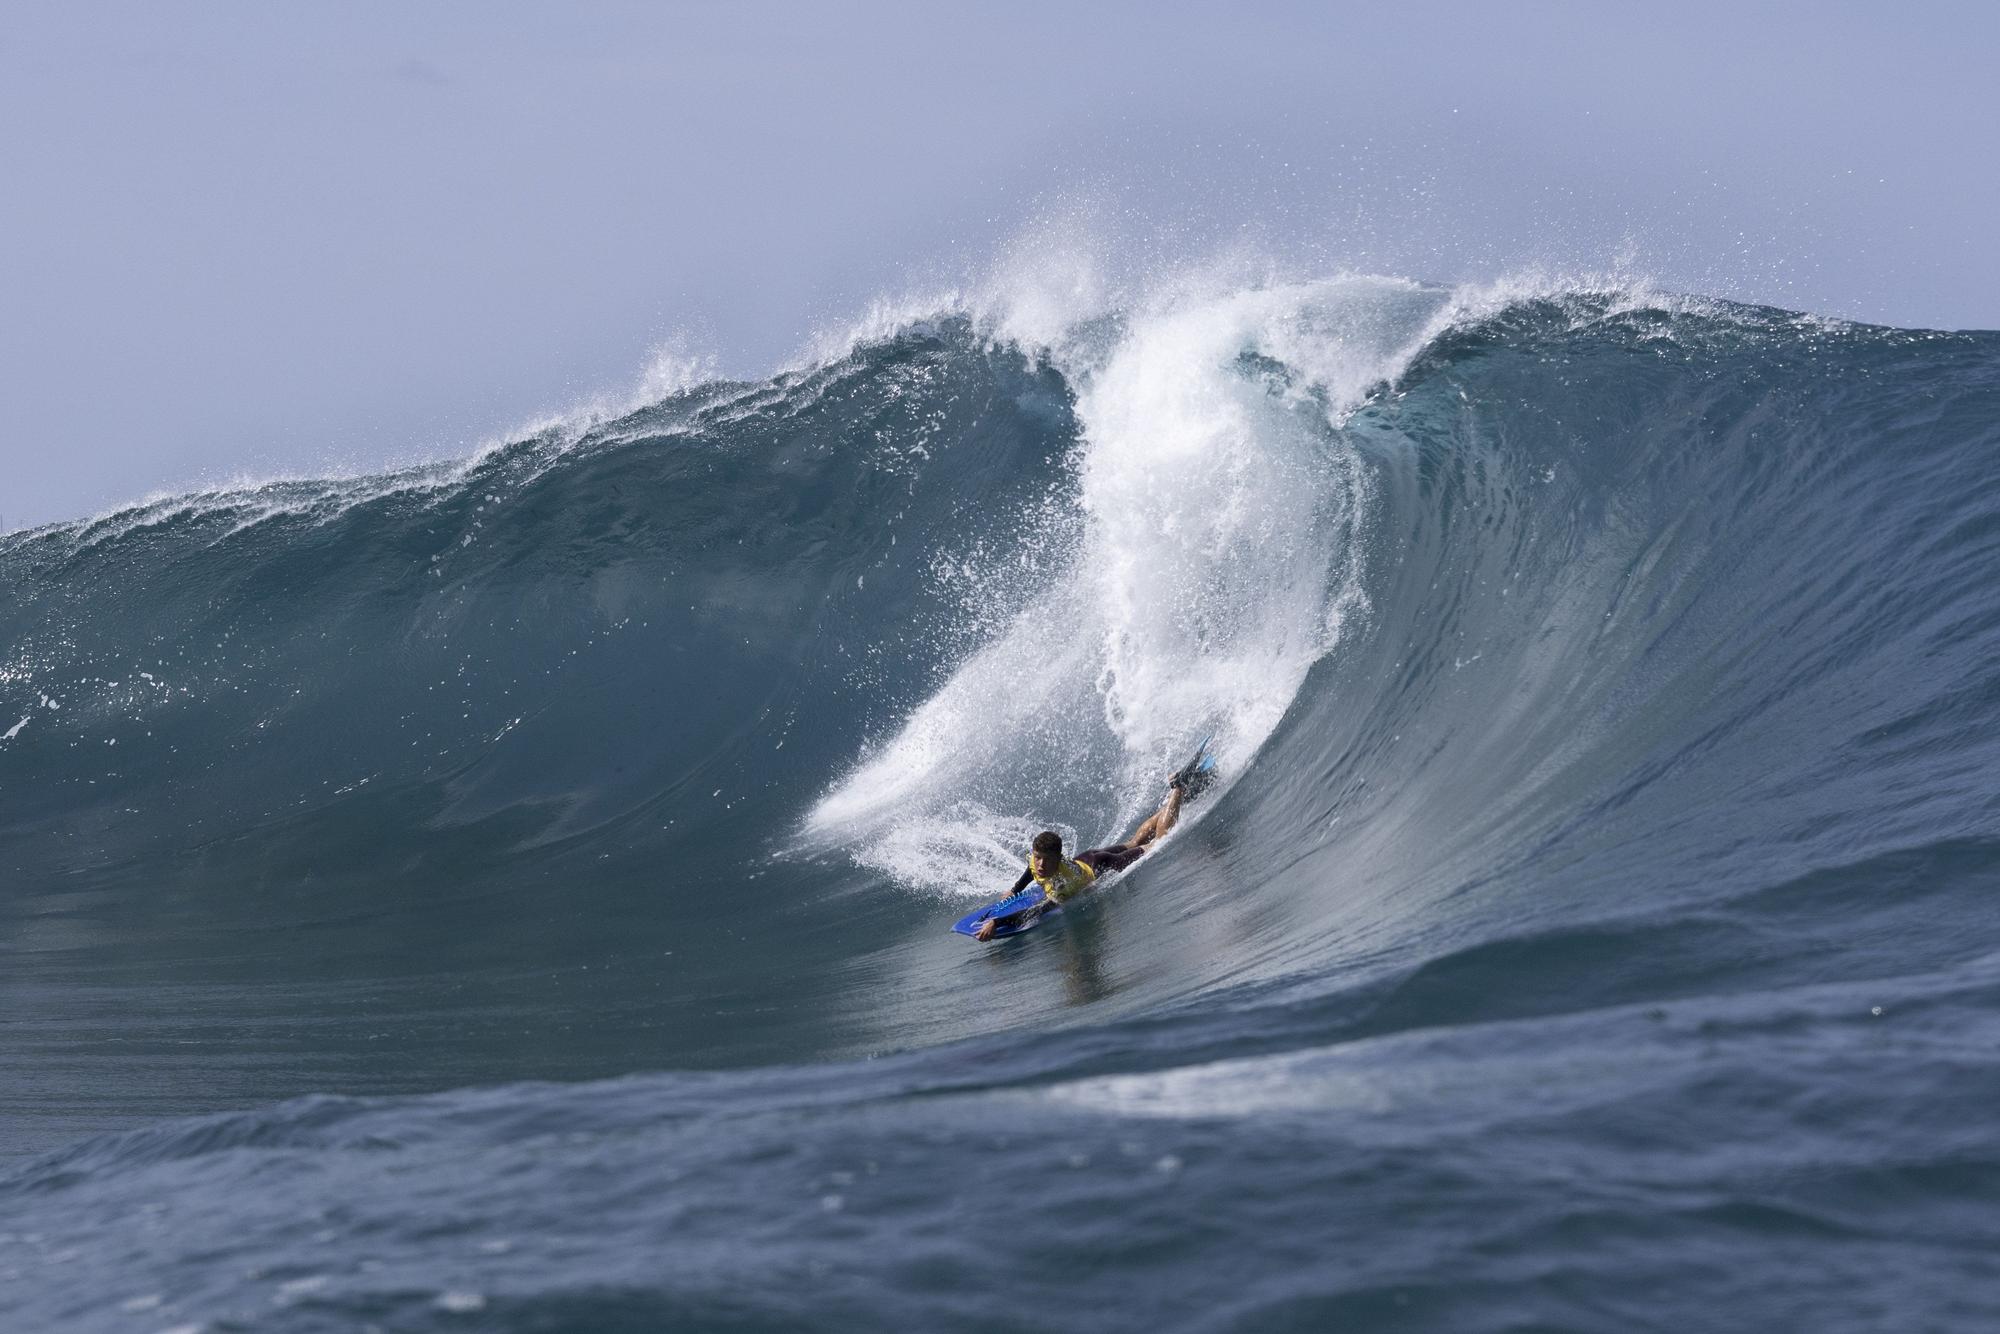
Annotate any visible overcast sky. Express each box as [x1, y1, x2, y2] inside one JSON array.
[[4, 0, 1994, 529]]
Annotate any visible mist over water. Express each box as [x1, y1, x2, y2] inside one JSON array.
[[4, 261, 2000, 1331]]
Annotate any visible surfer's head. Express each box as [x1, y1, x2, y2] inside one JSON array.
[[1031, 830, 1063, 874]]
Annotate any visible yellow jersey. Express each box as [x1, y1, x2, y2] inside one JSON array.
[[1027, 855, 1097, 903]]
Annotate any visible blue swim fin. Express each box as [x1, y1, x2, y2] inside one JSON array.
[[1172, 734, 1218, 800]]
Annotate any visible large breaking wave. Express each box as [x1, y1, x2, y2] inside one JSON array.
[[5, 270, 2000, 1331]]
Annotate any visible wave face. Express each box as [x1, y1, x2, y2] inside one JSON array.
[[5, 280, 2000, 1331]]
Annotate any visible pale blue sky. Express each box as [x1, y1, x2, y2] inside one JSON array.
[[4, 1, 1994, 528]]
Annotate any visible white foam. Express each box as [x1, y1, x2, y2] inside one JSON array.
[[975, 211, 1111, 356], [791, 288, 969, 374], [807, 272, 1471, 895], [511, 332, 726, 448], [44, 460, 481, 555], [1042, 1047, 1396, 1120]]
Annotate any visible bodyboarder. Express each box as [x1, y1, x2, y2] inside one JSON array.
[[973, 775, 1189, 941]]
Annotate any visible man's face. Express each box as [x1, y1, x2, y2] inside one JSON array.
[[1032, 848, 1059, 877]]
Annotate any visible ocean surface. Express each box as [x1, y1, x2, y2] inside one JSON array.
[[4, 276, 1999, 1331]]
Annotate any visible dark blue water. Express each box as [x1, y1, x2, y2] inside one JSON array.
[[4, 280, 1999, 1330]]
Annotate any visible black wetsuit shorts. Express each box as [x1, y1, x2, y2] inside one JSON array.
[[1076, 843, 1147, 876]]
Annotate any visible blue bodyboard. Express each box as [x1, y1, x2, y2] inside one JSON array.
[[952, 734, 1218, 942], [951, 886, 1060, 939]]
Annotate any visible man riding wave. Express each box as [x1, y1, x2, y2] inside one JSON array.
[[973, 775, 1188, 940]]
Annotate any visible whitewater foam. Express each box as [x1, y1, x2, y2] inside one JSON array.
[[807, 275, 1473, 894]]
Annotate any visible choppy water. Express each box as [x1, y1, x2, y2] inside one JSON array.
[[4, 275, 1999, 1331]]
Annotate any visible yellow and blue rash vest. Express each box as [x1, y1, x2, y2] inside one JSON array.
[[1028, 854, 1097, 904]]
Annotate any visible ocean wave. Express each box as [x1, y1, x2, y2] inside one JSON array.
[[5, 271, 2000, 1329]]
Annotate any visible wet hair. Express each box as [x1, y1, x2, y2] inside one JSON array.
[[1031, 830, 1063, 859]]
